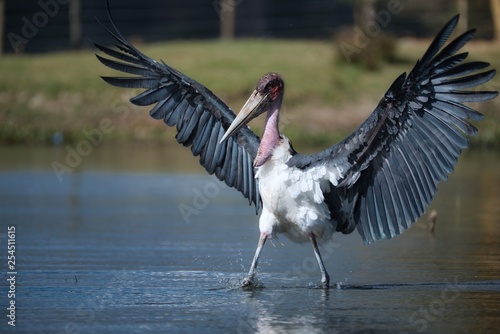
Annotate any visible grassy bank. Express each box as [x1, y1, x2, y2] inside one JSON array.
[[1, 38, 499, 150]]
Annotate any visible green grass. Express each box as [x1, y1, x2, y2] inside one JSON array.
[[0, 38, 499, 148]]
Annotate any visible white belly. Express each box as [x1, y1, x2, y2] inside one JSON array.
[[255, 142, 336, 243]]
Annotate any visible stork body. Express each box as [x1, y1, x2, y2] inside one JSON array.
[[96, 4, 497, 288], [233, 78, 337, 245], [256, 139, 336, 244], [250, 138, 336, 286]]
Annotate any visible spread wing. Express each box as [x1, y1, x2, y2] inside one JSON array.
[[287, 15, 497, 243], [95, 4, 261, 212]]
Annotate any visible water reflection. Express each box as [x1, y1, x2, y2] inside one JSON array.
[[0, 145, 499, 333], [0, 144, 205, 173]]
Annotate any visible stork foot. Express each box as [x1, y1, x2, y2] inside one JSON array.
[[321, 273, 330, 289], [309, 233, 330, 289], [241, 275, 262, 289], [241, 275, 254, 287], [241, 233, 268, 289]]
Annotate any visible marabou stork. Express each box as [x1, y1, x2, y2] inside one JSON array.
[[96, 6, 497, 288]]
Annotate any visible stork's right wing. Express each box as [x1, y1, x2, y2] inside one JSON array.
[[287, 15, 497, 243], [95, 3, 261, 212]]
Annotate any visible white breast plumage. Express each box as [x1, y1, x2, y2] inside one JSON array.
[[255, 138, 338, 243]]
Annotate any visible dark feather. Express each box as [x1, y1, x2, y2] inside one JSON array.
[[288, 15, 497, 244], [95, 1, 261, 212]]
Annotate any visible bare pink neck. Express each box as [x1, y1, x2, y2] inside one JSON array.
[[254, 97, 282, 167]]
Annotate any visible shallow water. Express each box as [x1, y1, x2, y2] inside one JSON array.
[[0, 145, 499, 333]]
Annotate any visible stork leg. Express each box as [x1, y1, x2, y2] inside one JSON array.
[[309, 233, 330, 288], [242, 232, 268, 287]]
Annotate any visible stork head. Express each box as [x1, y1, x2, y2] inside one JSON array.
[[221, 72, 284, 143]]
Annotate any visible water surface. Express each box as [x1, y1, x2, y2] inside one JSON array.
[[0, 145, 499, 333]]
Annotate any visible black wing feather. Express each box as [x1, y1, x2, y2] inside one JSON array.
[[95, 2, 261, 212], [287, 15, 497, 243]]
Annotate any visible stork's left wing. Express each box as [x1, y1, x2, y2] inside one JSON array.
[[287, 15, 497, 244], [95, 3, 261, 212]]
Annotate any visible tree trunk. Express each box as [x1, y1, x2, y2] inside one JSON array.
[[69, 0, 82, 49], [0, 0, 4, 54], [354, 0, 376, 28], [220, 0, 236, 40], [457, 0, 468, 34], [491, 0, 500, 41]]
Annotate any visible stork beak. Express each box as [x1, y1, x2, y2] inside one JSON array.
[[220, 90, 270, 143]]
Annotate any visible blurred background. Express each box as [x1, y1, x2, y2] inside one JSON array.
[[0, 0, 498, 52], [0, 2, 499, 332], [0, 0, 499, 149]]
